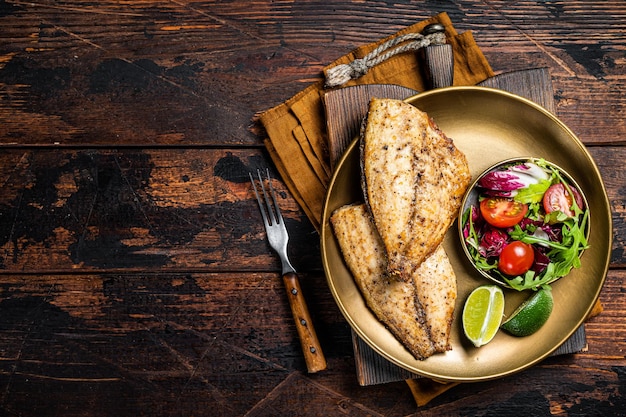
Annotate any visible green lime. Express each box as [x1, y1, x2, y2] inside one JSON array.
[[501, 287, 554, 337], [462, 285, 505, 347]]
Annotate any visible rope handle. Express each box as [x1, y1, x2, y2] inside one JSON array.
[[324, 24, 447, 88]]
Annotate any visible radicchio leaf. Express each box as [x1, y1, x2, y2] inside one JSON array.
[[531, 246, 551, 274], [479, 227, 509, 258], [478, 162, 550, 196]]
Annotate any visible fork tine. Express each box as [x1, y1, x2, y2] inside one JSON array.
[[250, 169, 282, 227], [257, 169, 278, 226], [249, 171, 269, 225], [264, 168, 284, 226]]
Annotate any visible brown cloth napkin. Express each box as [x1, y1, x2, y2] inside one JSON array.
[[258, 12, 494, 231]]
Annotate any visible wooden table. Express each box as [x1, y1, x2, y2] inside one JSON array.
[[0, 1, 624, 416]]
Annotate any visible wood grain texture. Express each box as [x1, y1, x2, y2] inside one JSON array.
[[0, 148, 320, 273], [0, 1, 624, 147], [420, 44, 455, 89], [324, 84, 417, 168], [0, 1, 624, 416]]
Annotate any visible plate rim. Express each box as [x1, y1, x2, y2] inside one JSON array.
[[320, 86, 612, 382]]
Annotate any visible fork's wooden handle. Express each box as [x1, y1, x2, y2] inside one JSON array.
[[282, 272, 327, 373]]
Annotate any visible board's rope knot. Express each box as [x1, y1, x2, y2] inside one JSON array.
[[324, 31, 446, 88]]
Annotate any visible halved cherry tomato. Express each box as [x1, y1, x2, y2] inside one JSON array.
[[543, 183, 584, 217], [498, 241, 534, 276], [479, 198, 528, 228]]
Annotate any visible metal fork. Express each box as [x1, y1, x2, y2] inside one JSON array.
[[250, 169, 327, 373]]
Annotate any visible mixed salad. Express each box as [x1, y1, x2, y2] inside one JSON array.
[[461, 159, 590, 291]]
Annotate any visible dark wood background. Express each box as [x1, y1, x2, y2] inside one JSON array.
[[0, 1, 624, 416]]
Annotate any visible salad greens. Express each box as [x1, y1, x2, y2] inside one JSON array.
[[462, 159, 590, 291]]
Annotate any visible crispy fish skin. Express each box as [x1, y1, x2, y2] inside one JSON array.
[[361, 98, 471, 281], [331, 203, 436, 360], [411, 244, 456, 352]]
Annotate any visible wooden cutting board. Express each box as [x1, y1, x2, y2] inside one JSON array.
[[322, 68, 587, 386]]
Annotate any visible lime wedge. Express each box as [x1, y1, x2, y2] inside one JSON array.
[[462, 285, 505, 347], [501, 287, 554, 337]]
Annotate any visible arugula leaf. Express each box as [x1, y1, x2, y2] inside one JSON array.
[[509, 225, 570, 251], [544, 209, 570, 224], [526, 202, 543, 221], [503, 265, 558, 291]]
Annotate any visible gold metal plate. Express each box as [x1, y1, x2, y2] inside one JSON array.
[[320, 87, 612, 382]]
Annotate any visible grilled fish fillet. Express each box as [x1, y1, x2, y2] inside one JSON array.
[[361, 98, 471, 281], [330, 203, 436, 360], [411, 244, 456, 352]]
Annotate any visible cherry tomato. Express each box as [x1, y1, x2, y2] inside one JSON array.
[[543, 183, 584, 217], [479, 198, 528, 228], [498, 241, 535, 276]]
